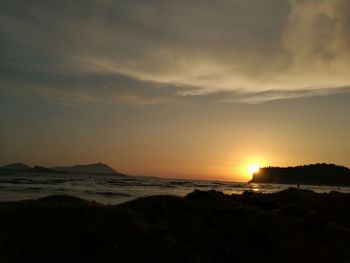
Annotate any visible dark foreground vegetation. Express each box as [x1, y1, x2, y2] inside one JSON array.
[[0, 188, 350, 263]]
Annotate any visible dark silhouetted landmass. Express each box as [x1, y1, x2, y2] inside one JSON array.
[[29, 166, 65, 174], [1, 162, 31, 170], [51, 162, 123, 175], [0, 189, 349, 262], [0, 162, 124, 176], [250, 163, 350, 186]]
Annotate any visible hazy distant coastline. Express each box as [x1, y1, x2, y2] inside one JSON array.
[[0, 162, 124, 176], [3, 162, 350, 186]]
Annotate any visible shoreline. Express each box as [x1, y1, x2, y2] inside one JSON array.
[[1, 188, 350, 262]]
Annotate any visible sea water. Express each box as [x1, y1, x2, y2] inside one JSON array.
[[1, 172, 350, 204]]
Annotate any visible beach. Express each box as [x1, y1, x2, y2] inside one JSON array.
[[0, 188, 349, 262]]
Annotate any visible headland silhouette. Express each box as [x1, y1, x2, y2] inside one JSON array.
[[251, 163, 350, 186]]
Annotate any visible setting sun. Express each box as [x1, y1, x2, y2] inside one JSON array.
[[248, 164, 260, 175]]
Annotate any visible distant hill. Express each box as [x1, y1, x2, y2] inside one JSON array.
[[1, 162, 31, 170], [250, 163, 350, 186], [29, 166, 64, 174], [51, 163, 123, 175], [1, 162, 124, 176]]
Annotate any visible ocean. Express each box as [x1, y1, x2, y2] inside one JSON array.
[[1, 172, 350, 204]]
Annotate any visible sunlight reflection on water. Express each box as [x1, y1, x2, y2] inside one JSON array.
[[1, 172, 350, 204]]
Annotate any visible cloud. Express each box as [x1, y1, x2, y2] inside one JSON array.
[[281, 0, 350, 88], [0, 65, 184, 105], [1, 0, 350, 103], [216, 86, 350, 104]]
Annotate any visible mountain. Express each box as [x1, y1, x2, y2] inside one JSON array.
[[250, 163, 350, 186], [1, 162, 31, 170], [1, 162, 124, 176], [29, 166, 64, 174], [52, 163, 122, 175]]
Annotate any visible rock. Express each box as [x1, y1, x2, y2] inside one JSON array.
[[0, 189, 350, 262]]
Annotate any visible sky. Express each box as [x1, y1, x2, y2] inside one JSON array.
[[1, 0, 350, 181]]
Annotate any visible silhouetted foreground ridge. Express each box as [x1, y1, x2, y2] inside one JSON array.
[[0, 188, 350, 263], [251, 163, 350, 185]]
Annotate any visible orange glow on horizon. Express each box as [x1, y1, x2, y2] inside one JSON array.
[[248, 164, 260, 175], [237, 157, 268, 180]]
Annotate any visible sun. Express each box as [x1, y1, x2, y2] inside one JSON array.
[[248, 164, 260, 175]]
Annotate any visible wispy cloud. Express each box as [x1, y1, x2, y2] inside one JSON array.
[[1, 0, 350, 103], [216, 86, 350, 104]]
